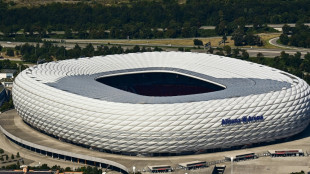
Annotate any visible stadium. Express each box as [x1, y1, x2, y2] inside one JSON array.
[[12, 52, 310, 156]]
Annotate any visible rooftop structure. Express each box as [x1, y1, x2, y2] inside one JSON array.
[[12, 52, 310, 155]]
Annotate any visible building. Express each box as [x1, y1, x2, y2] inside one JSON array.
[[178, 161, 207, 170], [0, 69, 16, 79], [12, 52, 310, 156], [225, 151, 257, 162], [147, 165, 173, 173], [268, 149, 304, 157], [0, 83, 8, 106]]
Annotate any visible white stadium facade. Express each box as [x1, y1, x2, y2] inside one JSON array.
[[12, 52, 310, 156]]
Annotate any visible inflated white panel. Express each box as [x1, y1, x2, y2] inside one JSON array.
[[12, 52, 310, 154]]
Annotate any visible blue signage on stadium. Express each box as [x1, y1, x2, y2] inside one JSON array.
[[222, 116, 264, 126]]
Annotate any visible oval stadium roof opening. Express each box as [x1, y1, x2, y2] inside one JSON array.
[[96, 72, 225, 97]]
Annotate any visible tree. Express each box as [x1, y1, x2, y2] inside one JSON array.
[[207, 47, 214, 54], [223, 45, 231, 56], [65, 167, 71, 172], [132, 45, 140, 52], [181, 22, 191, 38], [305, 52, 310, 61], [0, 45, 3, 51], [165, 29, 177, 38], [65, 29, 73, 39], [215, 50, 224, 56], [6, 48, 15, 57], [11, 154, 14, 160], [231, 28, 244, 46], [234, 17, 246, 30], [185, 48, 191, 52], [222, 34, 227, 46], [257, 52, 265, 64], [303, 53, 310, 72], [6, 155, 8, 160], [0, 148, 4, 154], [82, 44, 94, 57], [215, 20, 227, 35], [193, 39, 203, 46], [154, 47, 163, 51], [253, 17, 264, 29], [232, 48, 240, 58], [16, 152, 20, 158], [241, 50, 249, 60], [280, 34, 289, 45], [282, 24, 291, 35]]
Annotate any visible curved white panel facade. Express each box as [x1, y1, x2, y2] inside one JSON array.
[[12, 52, 310, 154]]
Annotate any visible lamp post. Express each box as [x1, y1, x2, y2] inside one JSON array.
[[231, 157, 233, 174]]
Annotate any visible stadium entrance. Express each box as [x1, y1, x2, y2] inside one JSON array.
[[96, 72, 225, 96]]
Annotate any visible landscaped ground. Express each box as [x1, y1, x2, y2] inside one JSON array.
[[64, 33, 281, 49], [0, 149, 33, 168]]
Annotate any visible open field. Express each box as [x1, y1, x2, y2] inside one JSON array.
[[59, 33, 281, 49], [258, 33, 282, 49], [64, 37, 235, 48]]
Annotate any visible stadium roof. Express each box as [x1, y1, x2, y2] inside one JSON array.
[[24, 52, 293, 104]]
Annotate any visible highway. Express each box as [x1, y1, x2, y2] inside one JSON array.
[[269, 37, 310, 51]]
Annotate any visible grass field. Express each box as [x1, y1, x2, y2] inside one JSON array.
[[70, 33, 281, 49], [258, 33, 281, 49], [93, 37, 235, 48]]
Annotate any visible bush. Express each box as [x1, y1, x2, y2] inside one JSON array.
[[0, 148, 4, 154], [65, 167, 71, 172], [153, 46, 163, 51], [178, 47, 184, 51], [280, 34, 289, 45], [241, 50, 249, 60], [6, 48, 14, 57], [0, 99, 14, 112], [193, 39, 203, 46]]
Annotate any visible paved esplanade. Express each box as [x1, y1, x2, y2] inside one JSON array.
[[1, 109, 310, 173]]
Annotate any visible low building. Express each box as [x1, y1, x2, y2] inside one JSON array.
[[147, 165, 172, 173], [225, 151, 257, 162], [0, 84, 8, 106], [268, 149, 304, 157], [1, 81, 13, 88], [213, 165, 226, 174], [0, 69, 16, 79], [178, 161, 207, 170]]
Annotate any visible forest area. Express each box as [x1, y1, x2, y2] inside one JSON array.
[[0, 0, 309, 40]]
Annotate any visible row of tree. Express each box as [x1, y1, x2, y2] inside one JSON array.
[[63, 26, 217, 39], [1, 162, 106, 174], [17, 42, 164, 63]]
